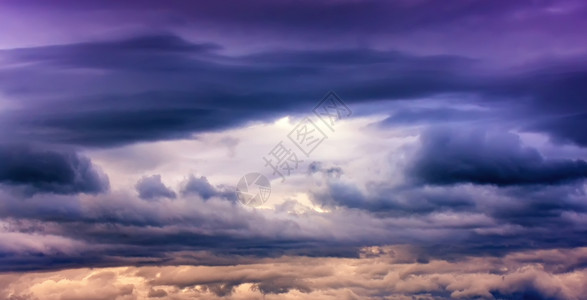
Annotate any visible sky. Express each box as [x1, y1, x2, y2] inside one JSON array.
[[0, 0, 587, 299]]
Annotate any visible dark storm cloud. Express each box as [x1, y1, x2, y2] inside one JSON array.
[[136, 174, 176, 200], [500, 69, 587, 146], [309, 179, 587, 260], [0, 33, 483, 147], [0, 145, 109, 195], [0, 187, 361, 271], [529, 110, 587, 147], [1, 32, 587, 147], [409, 128, 587, 186], [486, 184, 587, 227], [377, 106, 493, 127], [310, 180, 476, 216], [1, 0, 587, 279], [306, 125, 587, 254], [0, 172, 584, 272]]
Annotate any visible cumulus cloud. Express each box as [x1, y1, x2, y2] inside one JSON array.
[[0, 145, 109, 195], [136, 174, 176, 200], [0, 0, 587, 297], [181, 175, 234, 200], [409, 128, 587, 186], [0, 122, 585, 272]]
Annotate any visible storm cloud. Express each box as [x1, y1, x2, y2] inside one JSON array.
[[1, 1, 587, 299], [409, 128, 587, 186], [0, 33, 585, 148], [0, 145, 109, 195]]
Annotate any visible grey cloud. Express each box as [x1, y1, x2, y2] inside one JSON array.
[[181, 175, 234, 200], [310, 180, 476, 217], [307, 161, 343, 179], [409, 128, 587, 186], [136, 175, 177, 200], [308, 161, 587, 256], [2, 33, 587, 148], [0, 33, 483, 148], [0, 0, 586, 292], [377, 106, 492, 127], [485, 184, 587, 227], [529, 112, 587, 147], [0, 180, 584, 271], [0, 145, 109, 195], [148, 288, 168, 298]]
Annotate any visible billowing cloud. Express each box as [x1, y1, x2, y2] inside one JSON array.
[[1, 246, 587, 300], [0, 0, 586, 298], [181, 175, 234, 201], [409, 128, 587, 186], [136, 174, 177, 200], [0, 145, 109, 195], [1, 32, 586, 148], [0, 33, 482, 147]]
